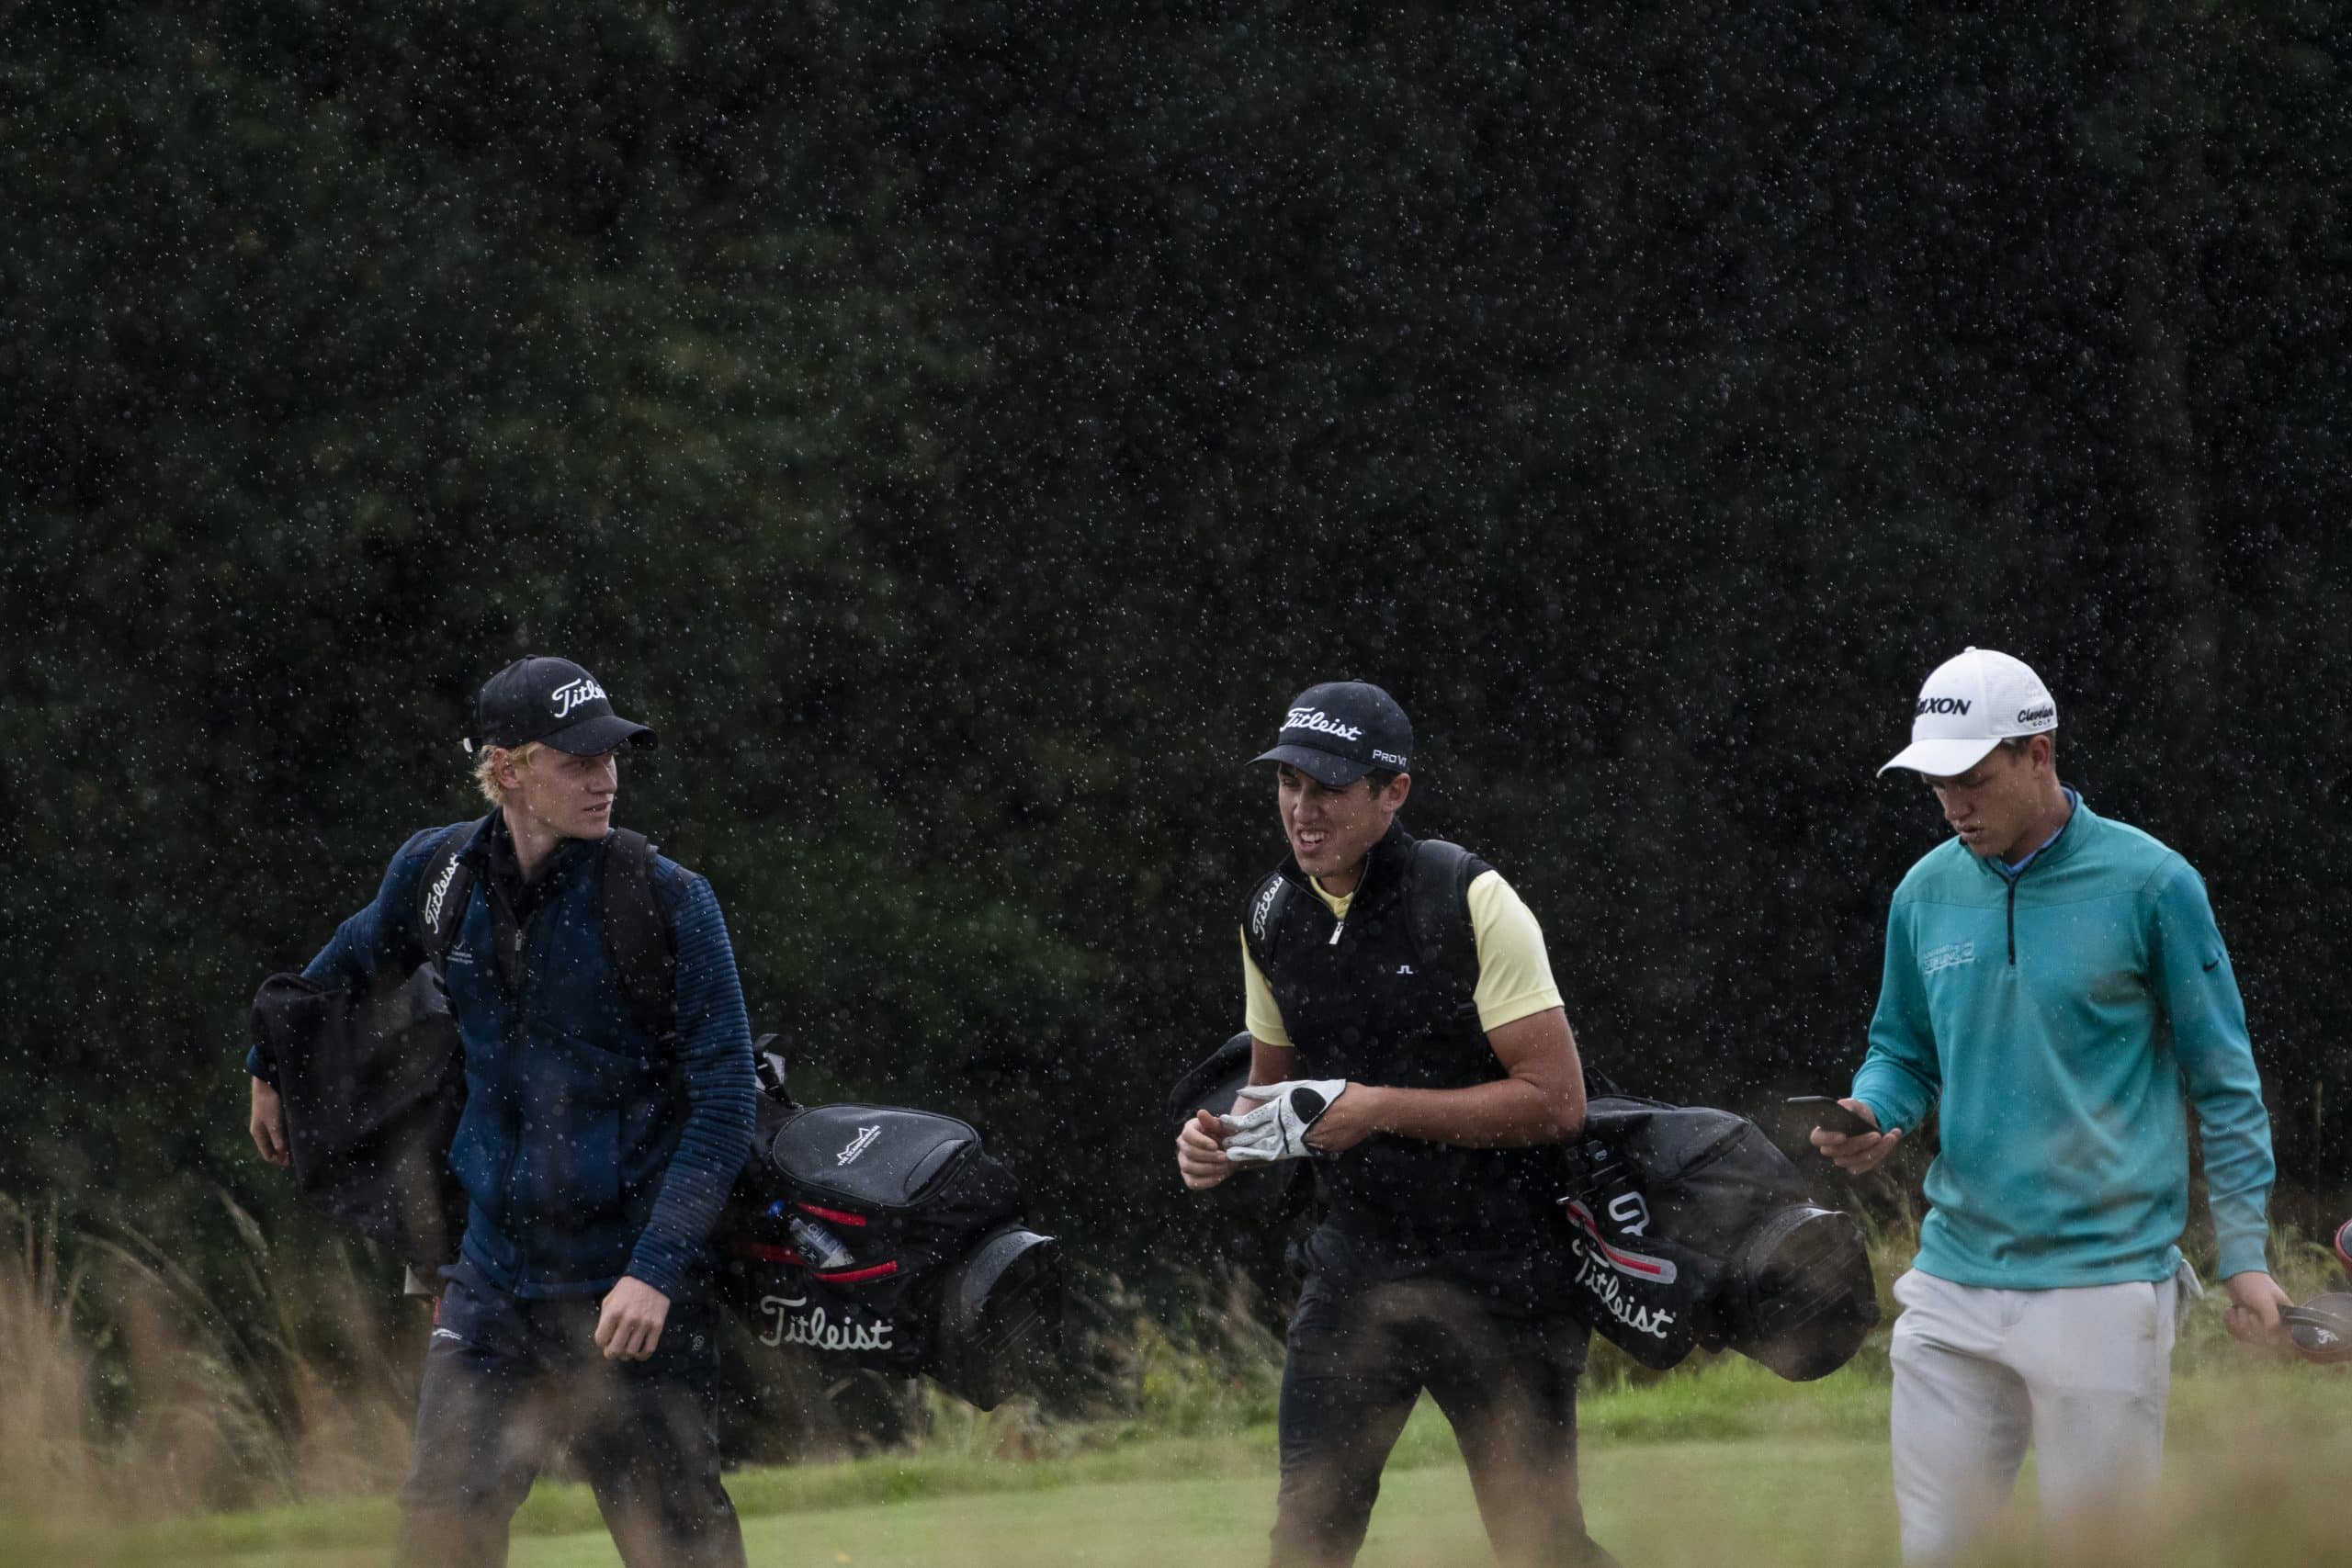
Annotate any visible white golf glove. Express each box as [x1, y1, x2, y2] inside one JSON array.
[[1218, 1079, 1348, 1163]]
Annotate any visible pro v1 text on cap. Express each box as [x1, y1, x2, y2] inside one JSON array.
[[1251, 682, 1413, 788]]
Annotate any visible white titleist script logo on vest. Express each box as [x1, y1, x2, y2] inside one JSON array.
[[1251, 878, 1281, 942], [757, 1292, 896, 1353], [548, 676, 606, 717], [424, 854, 460, 930]]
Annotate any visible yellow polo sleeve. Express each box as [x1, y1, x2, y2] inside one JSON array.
[[1241, 929, 1295, 1048], [1468, 870, 1564, 1032]]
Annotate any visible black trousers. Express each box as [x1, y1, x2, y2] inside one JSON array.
[[1272, 1271, 1620, 1568], [393, 1265, 746, 1568]]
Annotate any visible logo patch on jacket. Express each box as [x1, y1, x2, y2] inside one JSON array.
[[1921, 942, 1977, 976]]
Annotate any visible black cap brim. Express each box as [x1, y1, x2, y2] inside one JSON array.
[[1251, 744, 1371, 787], [541, 715, 657, 755]]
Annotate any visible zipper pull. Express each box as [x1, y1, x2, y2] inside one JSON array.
[[1329, 919, 1345, 946]]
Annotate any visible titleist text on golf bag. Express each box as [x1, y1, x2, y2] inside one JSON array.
[[1556, 1095, 1879, 1381], [722, 1069, 1061, 1410]]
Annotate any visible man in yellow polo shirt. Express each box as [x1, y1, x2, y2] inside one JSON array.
[[1176, 682, 1616, 1568]]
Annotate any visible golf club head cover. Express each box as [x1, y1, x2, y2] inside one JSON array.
[[1218, 1078, 1346, 1163], [2334, 1216, 2352, 1280], [2282, 1292, 2352, 1365]]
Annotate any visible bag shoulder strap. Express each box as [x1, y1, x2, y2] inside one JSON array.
[[1242, 869, 1295, 976], [414, 818, 486, 968], [1403, 839, 1622, 1092], [599, 828, 677, 1038], [1404, 837, 1480, 976]]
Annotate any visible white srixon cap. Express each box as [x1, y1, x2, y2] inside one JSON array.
[[1878, 648, 2057, 777]]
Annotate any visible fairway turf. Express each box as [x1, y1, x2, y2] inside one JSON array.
[[190, 1434, 1894, 1568], [694, 1437, 1899, 1568], [33, 1357, 2352, 1566], [486, 1421, 2352, 1568]]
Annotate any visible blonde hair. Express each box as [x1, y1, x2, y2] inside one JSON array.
[[472, 741, 546, 807]]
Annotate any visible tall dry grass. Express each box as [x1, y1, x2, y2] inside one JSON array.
[[0, 1200, 100, 1517], [7, 1189, 2346, 1562], [0, 1194, 417, 1531]]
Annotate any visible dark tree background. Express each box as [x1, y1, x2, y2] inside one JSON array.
[[6, 0, 2350, 1297]]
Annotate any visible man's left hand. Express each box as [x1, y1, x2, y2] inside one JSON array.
[[2222, 1269, 2291, 1346], [595, 1276, 672, 1361]]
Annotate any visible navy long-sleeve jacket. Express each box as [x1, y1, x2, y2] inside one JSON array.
[[284, 817, 756, 1300]]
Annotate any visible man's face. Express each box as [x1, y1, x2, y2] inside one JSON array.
[[1276, 764, 1408, 884], [1923, 739, 2050, 862], [502, 746, 620, 840]]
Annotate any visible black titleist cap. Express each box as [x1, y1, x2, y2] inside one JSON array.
[[1251, 682, 1413, 787], [469, 657, 656, 756]]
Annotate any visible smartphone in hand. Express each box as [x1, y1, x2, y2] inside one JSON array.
[[1787, 1096, 1875, 1137]]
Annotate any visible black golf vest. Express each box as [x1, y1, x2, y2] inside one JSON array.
[[1242, 822, 1562, 1260]]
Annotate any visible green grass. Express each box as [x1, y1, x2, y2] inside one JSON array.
[[67, 1351, 1862, 1562], [81, 1407, 2352, 1568], [6, 1429, 1901, 1568], [23, 1348, 2344, 1568], [525, 1438, 1900, 1568]]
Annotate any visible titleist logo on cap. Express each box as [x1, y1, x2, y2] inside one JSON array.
[[1284, 707, 1363, 741], [549, 677, 606, 717], [1253, 680, 1412, 784]]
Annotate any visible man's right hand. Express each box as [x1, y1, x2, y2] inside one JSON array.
[[249, 1076, 290, 1167], [1176, 1108, 1236, 1190], [1809, 1099, 1901, 1176]]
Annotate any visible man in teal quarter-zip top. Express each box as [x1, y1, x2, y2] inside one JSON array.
[[1807, 647, 2290, 1562]]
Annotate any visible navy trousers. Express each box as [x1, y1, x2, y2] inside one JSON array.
[[393, 1265, 746, 1568], [1271, 1273, 1619, 1568]]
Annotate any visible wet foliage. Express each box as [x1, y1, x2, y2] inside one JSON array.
[[5, 1, 2351, 1304]]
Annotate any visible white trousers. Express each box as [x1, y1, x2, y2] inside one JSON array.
[[1888, 1268, 2182, 1562]]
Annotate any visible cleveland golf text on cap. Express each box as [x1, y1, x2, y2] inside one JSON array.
[[470, 657, 657, 756], [1251, 681, 1413, 787], [1878, 647, 2056, 778]]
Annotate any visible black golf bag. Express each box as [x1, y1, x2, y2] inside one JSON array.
[[1165, 1032, 1309, 1212], [720, 1050, 1061, 1410], [1166, 1028, 1875, 1382], [1557, 1095, 1878, 1381], [249, 964, 468, 1276]]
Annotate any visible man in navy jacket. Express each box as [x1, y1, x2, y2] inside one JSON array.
[[247, 657, 756, 1568]]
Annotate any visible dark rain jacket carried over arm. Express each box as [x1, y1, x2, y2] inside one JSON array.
[[265, 820, 757, 1301]]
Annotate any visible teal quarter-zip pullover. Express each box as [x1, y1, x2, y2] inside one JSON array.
[[1852, 796, 2274, 1287]]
